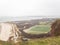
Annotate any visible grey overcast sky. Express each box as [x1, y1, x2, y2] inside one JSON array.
[[0, 0, 60, 17]]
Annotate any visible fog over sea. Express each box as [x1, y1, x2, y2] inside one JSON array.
[[0, 16, 59, 22]]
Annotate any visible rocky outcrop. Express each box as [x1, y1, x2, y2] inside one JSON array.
[[0, 22, 21, 43], [50, 19, 60, 36]]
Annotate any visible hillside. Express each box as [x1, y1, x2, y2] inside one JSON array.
[[0, 18, 59, 45], [0, 36, 60, 45]]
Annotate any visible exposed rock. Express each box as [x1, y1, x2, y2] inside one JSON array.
[[50, 19, 60, 36], [0, 22, 21, 43]]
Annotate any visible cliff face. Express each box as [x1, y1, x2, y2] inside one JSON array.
[[0, 22, 21, 43], [50, 19, 60, 36]]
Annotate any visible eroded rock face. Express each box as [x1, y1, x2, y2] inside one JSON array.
[[0, 22, 21, 43], [50, 19, 60, 36]]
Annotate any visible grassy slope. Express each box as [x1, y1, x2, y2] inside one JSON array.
[[27, 36, 60, 45], [0, 36, 60, 45]]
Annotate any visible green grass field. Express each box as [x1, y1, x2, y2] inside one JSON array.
[[25, 24, 51, 34]]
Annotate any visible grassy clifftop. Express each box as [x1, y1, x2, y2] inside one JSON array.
[[0, 36, 60, 45], [27, 36, 60, 45]]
